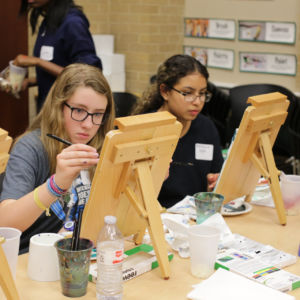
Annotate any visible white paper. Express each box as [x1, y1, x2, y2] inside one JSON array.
[[187, 268, 295, 300]]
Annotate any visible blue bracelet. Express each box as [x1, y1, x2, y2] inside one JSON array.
[[46, 178, 61, 198]]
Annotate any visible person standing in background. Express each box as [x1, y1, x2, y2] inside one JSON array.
[[13, 0, 102, 112], [132, 54, 224, 208]]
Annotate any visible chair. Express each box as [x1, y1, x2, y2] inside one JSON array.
[[112, 92, 138, 118], [287, 96, 300, 174], [227, 84, 297, 172], [202, 82, 231, 148]]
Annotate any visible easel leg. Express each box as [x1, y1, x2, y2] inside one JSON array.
[[259, 132, 287, 225], [0, 245, 20, 300], [133, 227, 146, 245], [135, 160, 171, 279]]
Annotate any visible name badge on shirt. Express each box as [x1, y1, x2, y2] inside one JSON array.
[[40, 46, 54, 61], [195, 143, 214, 161]]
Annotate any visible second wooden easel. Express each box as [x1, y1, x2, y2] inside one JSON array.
[[215, 92, 289, 225]]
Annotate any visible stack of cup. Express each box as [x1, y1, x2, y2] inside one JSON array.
[[0, 227, 22, 279], [9, 60, 27, 94]]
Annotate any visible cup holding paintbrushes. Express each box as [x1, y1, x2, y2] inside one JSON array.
[[47, 132, 93, 297], [54, 183, 92, 297]]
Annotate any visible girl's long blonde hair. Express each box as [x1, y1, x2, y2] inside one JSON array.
[[27, 63, 115, 178]]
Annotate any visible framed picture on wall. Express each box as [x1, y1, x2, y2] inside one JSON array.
[[239, 20, 296, 44], [184, 46, 234, 70], [239, 52, 297, 76], [184, 18, 235, 40]]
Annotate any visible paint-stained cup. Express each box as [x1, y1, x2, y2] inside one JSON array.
[[280, 174, 300, 216], [194, 192, 224, 224], [55, 238, 93, 297]]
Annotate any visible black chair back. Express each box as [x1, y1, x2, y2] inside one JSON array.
[[202, 82, 230, 148], [288, 96, 300, 173], [227, 83, 297, 158], [112, 92, 138, 118]]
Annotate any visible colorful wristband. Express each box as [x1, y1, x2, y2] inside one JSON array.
[[50, 175, 67, 194], [47, 175, 67, 198], [47, 178, 61, 198], [33, 187, 51, 216]]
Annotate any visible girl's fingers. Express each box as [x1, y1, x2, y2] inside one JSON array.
[[57, 149, 99, 160], [63, 143, 98, 153], [66, 158, 99, 167]]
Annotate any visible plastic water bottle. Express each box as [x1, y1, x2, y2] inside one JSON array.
[[96, 216, 124, 300]]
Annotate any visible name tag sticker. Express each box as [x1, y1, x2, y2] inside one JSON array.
[[40, 46, 54, 61], [195, 143, 213, 161]]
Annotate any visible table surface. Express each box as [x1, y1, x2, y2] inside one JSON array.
[[14, 205, 300, 299]]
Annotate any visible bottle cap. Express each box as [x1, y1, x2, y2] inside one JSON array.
[[64, 220, 74, 231], [104, 215, 116, 224]]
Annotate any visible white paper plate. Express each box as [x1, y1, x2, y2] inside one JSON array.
[[221, 202, 252, 216]]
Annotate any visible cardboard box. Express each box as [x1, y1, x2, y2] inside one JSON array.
[[92, 34, 114, 55], [104, 72, 126, 92], [100, 53, 125, 74], [89, 244, 173, 282]]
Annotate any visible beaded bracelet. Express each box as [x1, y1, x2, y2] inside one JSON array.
[[33, 187, 51, 216]]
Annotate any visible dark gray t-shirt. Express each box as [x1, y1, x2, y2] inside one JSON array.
[[0, 129, 63, 253]]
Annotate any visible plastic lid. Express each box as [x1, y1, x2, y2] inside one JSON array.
[[104, 215, 116, 224], [64, 221, 74, 231]]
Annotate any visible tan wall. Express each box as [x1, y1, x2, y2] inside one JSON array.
[[77, 0, 185, 96], [184, 0, 300, 94], [28, 0, 300, 121]]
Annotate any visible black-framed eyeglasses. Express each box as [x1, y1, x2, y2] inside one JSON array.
[[64, 102, 105, 125], [170, 87, 212, 103]]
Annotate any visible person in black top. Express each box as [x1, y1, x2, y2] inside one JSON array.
[[12, 0, 102, 111], [132, 54, 224, 208]]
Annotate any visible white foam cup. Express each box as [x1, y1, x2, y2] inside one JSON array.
[[9, 60, 27, 92], [27, 233, 63, 281], [0, 227, 22, 279], [188, 225, 220, 279]]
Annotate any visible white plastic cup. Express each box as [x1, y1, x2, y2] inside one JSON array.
[[27, 233, 63, 281], [9, 60, 27, 92], [0, 227, 21, 279], [188, 225, 220, 279], [280, 174, 300, 216]]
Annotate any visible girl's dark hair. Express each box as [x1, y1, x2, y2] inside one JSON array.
[[132, 54, 209, 115], [19, 0, 82, 34]]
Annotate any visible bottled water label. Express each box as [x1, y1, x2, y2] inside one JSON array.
[[99, 245, 123, 265]]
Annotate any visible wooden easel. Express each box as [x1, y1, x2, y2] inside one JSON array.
[[0, 128, 12, 173], [81, 111, 182, 279], [0, 237, 20, 300], [0, 129, 19, 299], [215, 92, 289, 225]]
